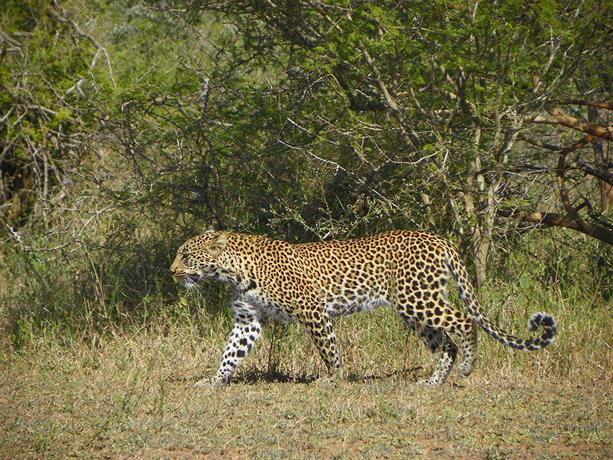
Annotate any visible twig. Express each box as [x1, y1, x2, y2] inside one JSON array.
[[50, 2, 117, 88]]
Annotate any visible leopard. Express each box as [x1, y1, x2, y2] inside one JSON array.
[[170, 229, 557, 387]]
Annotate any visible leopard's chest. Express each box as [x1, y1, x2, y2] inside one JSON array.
[[240, 289, 295, 323]]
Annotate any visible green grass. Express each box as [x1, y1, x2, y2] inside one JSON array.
[[1, 286, 611, 459]]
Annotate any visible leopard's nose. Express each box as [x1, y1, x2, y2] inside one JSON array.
[[169, 267, 181, 282]]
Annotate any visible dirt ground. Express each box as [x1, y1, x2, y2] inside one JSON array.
[[1, 330, 610, 459]]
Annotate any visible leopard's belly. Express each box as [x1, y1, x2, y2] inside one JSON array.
[[324, 293, 391, 317]]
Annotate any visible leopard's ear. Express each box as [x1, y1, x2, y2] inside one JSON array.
[[207, 232, 228, 257]]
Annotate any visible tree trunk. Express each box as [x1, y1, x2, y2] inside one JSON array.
[[588, 107, 612, 213]]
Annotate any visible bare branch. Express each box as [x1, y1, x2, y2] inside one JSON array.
[[50, 2, 117, 88], [360, 48, 421, 150], [530, 107, 613, 140], [570, 159, 613, 184], [519, 134, 595, 154], [498, 208, 613, 245], [558, 100, 613, 110]]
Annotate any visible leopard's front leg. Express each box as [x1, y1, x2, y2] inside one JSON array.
[[195, 300, 262, 387]]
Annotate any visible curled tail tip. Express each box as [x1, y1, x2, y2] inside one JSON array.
[[528, 311, 557, 331], [528, 311, 558, 346]]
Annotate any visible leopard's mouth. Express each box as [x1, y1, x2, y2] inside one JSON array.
[[174, 273, 202, 288]]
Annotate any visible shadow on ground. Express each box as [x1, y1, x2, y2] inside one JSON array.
[[181, 366, 428, 385]]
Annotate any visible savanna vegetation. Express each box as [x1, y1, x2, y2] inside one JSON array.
[[1, 1, 611, 457]]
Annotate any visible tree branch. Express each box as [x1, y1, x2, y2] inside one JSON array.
[[530, 107, 613, 140], [360, 48, 421, 150], [571, 159, 613, 184], [518, 134, 594, 153], [50, 2, 117, 88], [498, 208, 613, 245], [558, 100, 613, 110]]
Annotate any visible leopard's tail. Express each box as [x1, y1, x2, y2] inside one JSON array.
[[446, 251, 557, 350]]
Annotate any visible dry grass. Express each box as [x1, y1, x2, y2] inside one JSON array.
[[1, 297, 611, 459]]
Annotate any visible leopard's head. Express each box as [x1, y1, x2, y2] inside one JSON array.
[[170, 230, 228, 289]]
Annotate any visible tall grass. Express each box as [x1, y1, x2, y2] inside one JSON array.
[[2, 278, 610, 386], [1, 230, 610, 385]]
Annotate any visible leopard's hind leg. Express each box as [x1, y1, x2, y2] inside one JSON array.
[[400, 313, 458, 385], [423, 295, 478, 378], [297, 308, 342, 377]]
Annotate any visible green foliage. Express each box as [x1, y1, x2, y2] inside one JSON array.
[[0, 0, 610, 342], [0, 7, 611, 459]]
